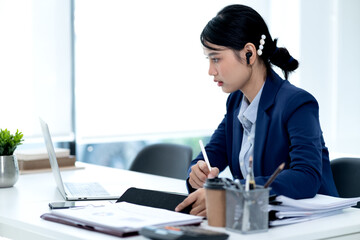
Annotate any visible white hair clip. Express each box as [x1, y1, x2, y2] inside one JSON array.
[[257, 34, 266, 56]]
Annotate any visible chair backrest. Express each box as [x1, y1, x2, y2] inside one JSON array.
[[331, 157, 360, 208], [129, 143, 193, 180]]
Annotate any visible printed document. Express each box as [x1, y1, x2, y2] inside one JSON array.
[[47, 202, 203, 233]]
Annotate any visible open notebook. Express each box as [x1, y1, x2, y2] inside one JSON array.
[[39, 118, 120, 200]]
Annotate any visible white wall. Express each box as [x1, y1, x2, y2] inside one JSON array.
[[0, 0, 73, 141]]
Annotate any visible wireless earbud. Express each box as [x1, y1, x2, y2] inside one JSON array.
[[246, 52, 252, 65]]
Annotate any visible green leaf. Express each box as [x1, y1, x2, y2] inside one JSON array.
[[0, 128, 24, 155]]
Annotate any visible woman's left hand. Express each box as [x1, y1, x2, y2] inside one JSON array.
[[175, 188, 206, 216]]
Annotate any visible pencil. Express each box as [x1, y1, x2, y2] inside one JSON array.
[[264, 162, 285, 188], [245, 156, 256, 191], [199, 140, 212, 171]]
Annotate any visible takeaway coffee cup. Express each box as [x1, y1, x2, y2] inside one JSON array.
[[204, 177, 226, 227]]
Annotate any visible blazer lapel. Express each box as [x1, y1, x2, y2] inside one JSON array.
[[254, 109, 270, 176], [254, 70, 284, 176]]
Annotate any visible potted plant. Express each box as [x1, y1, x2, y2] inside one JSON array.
[[0, 129, 24, 187]]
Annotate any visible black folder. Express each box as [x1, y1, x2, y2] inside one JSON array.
[[116, 187, 192, 214]]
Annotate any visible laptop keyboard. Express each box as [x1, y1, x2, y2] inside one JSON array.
[[65, 182, 110, 196]]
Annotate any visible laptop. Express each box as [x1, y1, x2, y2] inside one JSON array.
[[39, 118, 120, 200]]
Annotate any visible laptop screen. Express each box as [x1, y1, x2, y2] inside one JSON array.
[[39, 118, 67, 197]]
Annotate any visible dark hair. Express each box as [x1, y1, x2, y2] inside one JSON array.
[[200, 4, 298, 79]]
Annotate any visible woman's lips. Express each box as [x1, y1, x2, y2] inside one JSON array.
[[214, 80, 223, 86]]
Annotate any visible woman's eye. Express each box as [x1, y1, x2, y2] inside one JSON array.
[[211, 58, 219, 63]]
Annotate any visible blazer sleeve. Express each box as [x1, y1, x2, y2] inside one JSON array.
[[254, 91, 324, 199]]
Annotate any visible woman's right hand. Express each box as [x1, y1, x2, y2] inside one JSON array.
[[189, 160, 219, 189]]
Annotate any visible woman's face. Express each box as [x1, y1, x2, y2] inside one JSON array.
[[204, 42, 251, 94]]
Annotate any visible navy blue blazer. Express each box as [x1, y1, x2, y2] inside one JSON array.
[[189, 70, 338, 199]]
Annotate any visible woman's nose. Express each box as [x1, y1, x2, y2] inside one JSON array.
[[208, 64, 217, 76]]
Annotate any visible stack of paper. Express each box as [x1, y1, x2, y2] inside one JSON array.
[[269, 194, 360, 226]]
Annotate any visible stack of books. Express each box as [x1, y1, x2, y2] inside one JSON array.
[[15, 148, 76, 173], [269, 194, 360, 226]]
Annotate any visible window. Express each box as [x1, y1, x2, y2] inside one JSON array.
[[74, 0, 265, 143], [75, 0, 360, 165], [2, 0, 359, 169], [73, 0, 298, 167]]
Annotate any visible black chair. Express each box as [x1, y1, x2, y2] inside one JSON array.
[[129, 143, 193, 180], [331, 157, 360, 208]]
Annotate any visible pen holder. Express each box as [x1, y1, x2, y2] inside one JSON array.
[[225, 185, 269, 234]]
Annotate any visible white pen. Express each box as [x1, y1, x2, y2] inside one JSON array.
[[199, 140, 212, 171]]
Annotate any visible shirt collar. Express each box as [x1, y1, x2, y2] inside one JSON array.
[[238, 82, 265, 125]]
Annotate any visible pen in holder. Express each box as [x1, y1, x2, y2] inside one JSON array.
[[226, 185, 270, 234]]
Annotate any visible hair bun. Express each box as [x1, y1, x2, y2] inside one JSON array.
[[269, 46, 299, 79]]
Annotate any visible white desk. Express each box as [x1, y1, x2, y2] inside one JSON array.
[[1, 162, 360, 240]]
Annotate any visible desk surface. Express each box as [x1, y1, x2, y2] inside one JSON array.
[[1, 162, 360, 240]]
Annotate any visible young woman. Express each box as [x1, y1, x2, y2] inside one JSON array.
[[175, 4, 338, 217]]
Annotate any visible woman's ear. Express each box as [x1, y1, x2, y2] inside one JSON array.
[[244, 43, 257, 65]]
